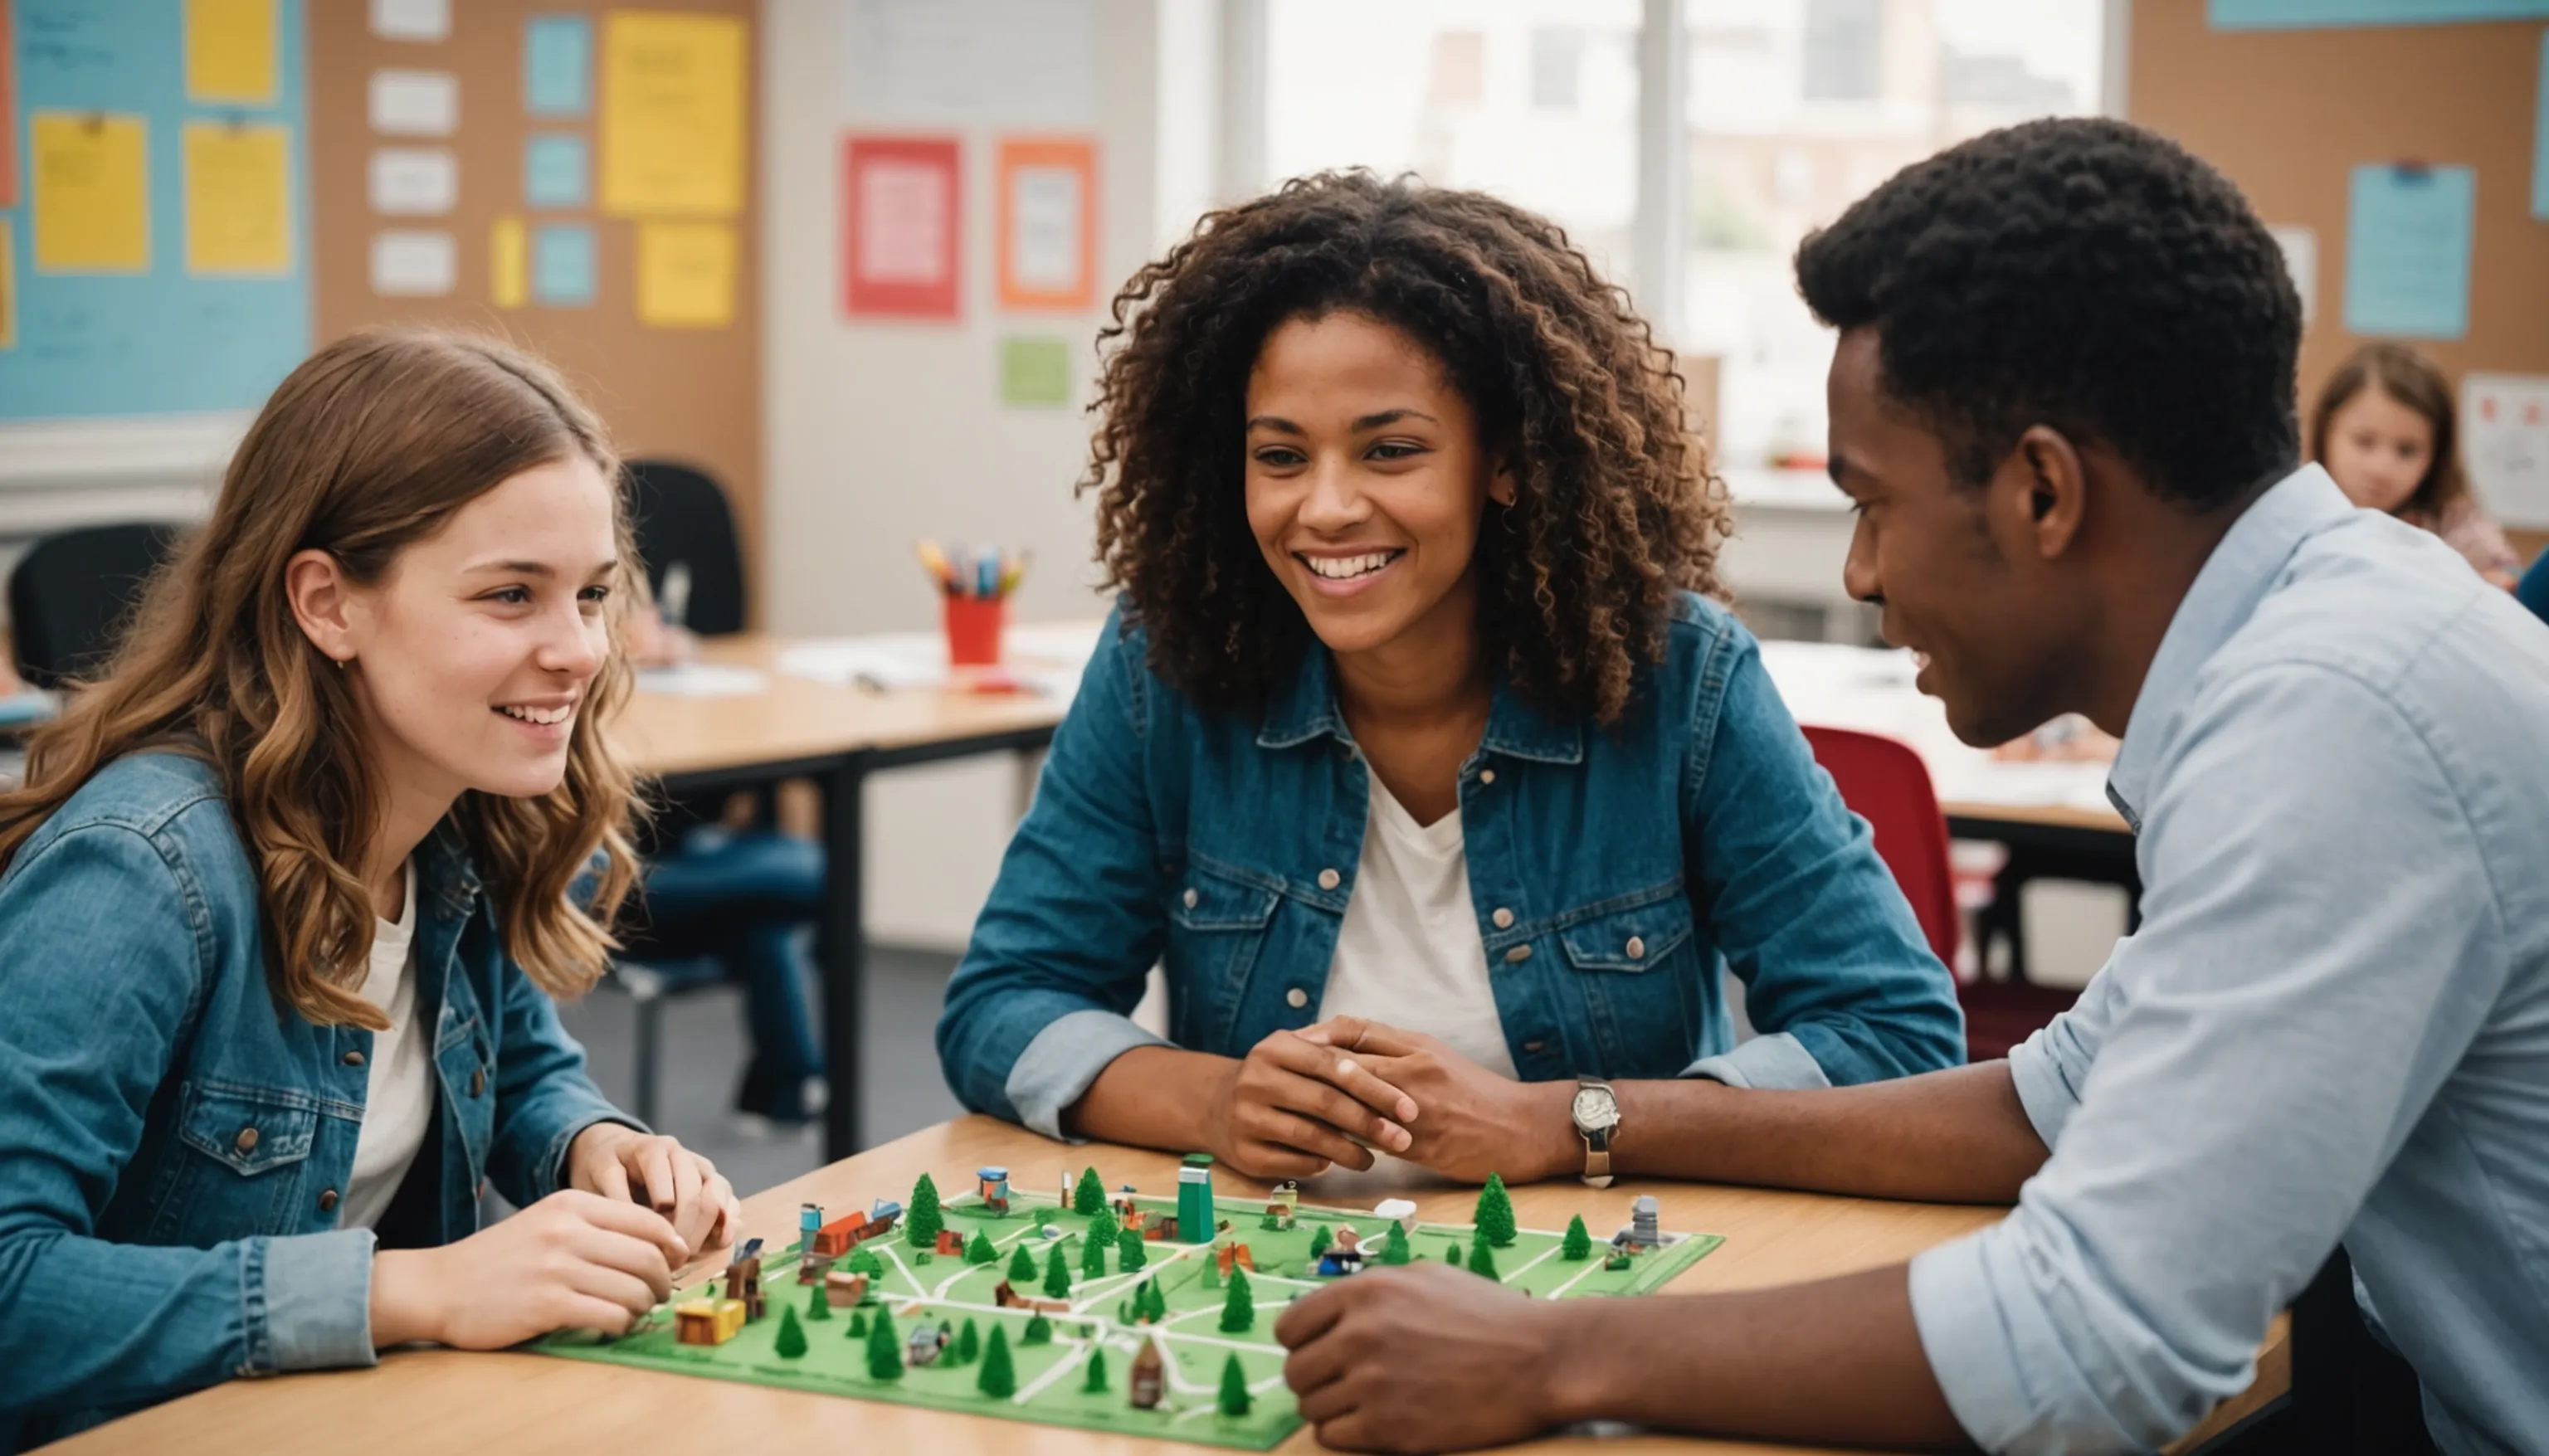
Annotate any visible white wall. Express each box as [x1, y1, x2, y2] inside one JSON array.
[[760, 0, 1210, 948]]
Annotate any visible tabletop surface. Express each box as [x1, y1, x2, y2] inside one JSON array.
[[57, 1118, 2021, 1456]]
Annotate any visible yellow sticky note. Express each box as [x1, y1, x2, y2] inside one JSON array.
[[0, 219, 16, 350], [636, 221, 734, 328], [184, 121, 291, 275], [188, 0, 277, 106], [491, 217, 527, 309], [32, 112, 149, 274], [600, 12, 745, 218]]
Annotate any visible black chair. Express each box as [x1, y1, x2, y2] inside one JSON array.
[[625, 458, 748, 636], [9, 523, 188, 689]]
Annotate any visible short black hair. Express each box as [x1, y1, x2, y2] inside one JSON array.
[[1796, 117, 2300, 510]]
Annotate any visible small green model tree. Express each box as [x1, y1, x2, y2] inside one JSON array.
[[1073, 1166, 1106, 1216], [958, 1318, 981, 1365], [1468, 1238, 1500, 1282], [1307, 1225, 1333, 1261], [967, 1230, 998, 1265], [1042, 1242, 1073, 1298], [1380, 1222, 1411, 1265], [773, 1305, 807, 1357], [865, 1309, 902, 1381], [806, 1283, 831, 1321], [1081, 1230, 1109, 1278], [1474, 1173, 1517, 1248], [1445, 1240, 1464, 1264], [907, 1172, 944, 1248], [849, 1307, 869, 1337], [1220, 1267, 1255, 1332], [1083, 1347, 1110, 1394], [1146, 1279, 1170, 1323], [1087, 1209, 1118, 1251], [1217, 1354, 1252, 1417], [977, 1325, 1016, 1398], [1007, 1244, 1039, 1283], [1119, 1232, 1148, 1272], [1201, 1252, 1222, 1289], [1562, 1215, 1593, 1260], [1022, 1312, 1053, 1346], [846, 1245, 883, 1278]]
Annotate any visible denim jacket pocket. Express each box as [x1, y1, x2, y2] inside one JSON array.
[[1166, 859, 1283, 1046], [1557, 896, 1700, 1074], [164, 1082, 321, 1236], [436, 1013, 493, 1182]]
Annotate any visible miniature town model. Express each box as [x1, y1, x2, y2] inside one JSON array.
[[538, 1163, 1723, 1451]]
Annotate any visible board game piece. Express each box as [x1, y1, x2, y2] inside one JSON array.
[[1378, 1222, 1411, 1265], [907, 1174, 945, 1249], [674, 1298, 745, 1346], [1475, 1174, 1518, 1248], [1372, 1197, 1418, 1234], [1006, 1244, 1037, 1283], [849, 1307, 868, 1336], [1467, 1239, 1499, 1281], [966, 1230, 997, 1265], [908, 1321, 948, 1367], [977, 1324, 1016, 1396], [1611, 1194, 1664, 1256], [1220, 1268, 1255, 1332], [724, 1251, 767, 1320], [1041, 1243, 1073, 1299], [805, 1283, 831, 1322], [1214, 1242, 1255, 1278], [1082, 1228, 1110, 1277], [1562, 1214, 1593, 1260], [957, 1319, 981, 1364], [1118, 1231, 1148, 1272], [1176, 1154, 1216, 1243], [1217, 1354, 1251, 1417], [1022, 1312, 1054, 1346], [773, 1306, 807, 1357], [1266, 1181, 1300, 1231], [1083, 1347, 1109, 1394], [977, 1166, 1011, 1216], [865, 1308, 900, 1380], [1074, 1166, 1106, 1216], [1129, 1336, 1165, 1410]]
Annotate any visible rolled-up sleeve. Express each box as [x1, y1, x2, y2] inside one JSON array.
[[1907, 667, 2507, 1454]]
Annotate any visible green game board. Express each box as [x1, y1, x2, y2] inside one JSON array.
[[534, 1183, 1722, 1450]]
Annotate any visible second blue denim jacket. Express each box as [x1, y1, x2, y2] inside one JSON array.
[[938, 594, 1965, 1137], [0, 752, 632, 1450]]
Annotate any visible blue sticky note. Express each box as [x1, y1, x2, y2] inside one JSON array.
[[2343, 165, 2474, 341], [2210, 0, 2549, 26], [2534, 32, 2549, 221], [534, 225, 597, 306], [524, 134, 589, 208], [524, 16, 592, 117]]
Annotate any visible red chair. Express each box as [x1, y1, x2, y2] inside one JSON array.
[[1801, 725, 2078, 1062]]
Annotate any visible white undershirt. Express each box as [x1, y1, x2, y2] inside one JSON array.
[[342, 859, 434, 1230], [1317, 775, 1518, 1079]]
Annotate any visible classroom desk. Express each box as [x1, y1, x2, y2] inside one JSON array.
[[57, 1117, 2281, 1456]]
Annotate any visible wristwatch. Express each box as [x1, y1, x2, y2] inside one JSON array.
[[1571, 1077, 1621, 1188]]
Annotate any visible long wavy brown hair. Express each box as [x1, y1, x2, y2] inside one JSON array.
[[1083, 171, 1728, 727], [2309, 342, 2471, 525], [0, 329, 643, 1030]]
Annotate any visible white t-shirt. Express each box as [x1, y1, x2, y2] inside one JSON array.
[[341, 859, 434, 1230], [1316, 774, 1518, 1079]]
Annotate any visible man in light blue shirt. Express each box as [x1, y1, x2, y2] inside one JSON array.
[[1272, 117, 2548, 1455]]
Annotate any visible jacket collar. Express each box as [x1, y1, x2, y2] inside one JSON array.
[[1255, 645, 1585, 764]]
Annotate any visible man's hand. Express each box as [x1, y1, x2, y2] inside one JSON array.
[[1197, 1029, 1420, 1179], [1303, 1018, 1575, 1182], [1277, 1260, 1586, 1454]]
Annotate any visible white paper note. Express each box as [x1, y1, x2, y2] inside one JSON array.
[[1010, 164, 1082, 290], [860, 161, 951, 285], [368, 148, 456, 215], [2462, 373, 2549, 529], [841, 0, 1096, 126], [369, 70, 459, 137], [369, 230, 456, 296], [369, 0, 450, 42]]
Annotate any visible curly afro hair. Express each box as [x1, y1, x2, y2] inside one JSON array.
[[1796, 117, 2300, 511], [1081, 171, 1727, 728]]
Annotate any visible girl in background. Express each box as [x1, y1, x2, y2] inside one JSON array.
[[2311, 342, 2520, 587]]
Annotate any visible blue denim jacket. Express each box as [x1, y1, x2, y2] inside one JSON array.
[[0, 752, 630, 1449], [938, 595, 1964, 1138]]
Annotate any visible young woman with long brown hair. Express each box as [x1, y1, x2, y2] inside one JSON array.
[[2311, 341, 2521, 587], [0, 329, 738, 1448]]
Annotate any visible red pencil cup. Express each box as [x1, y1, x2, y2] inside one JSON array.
[[943, 594, 1006, 667]]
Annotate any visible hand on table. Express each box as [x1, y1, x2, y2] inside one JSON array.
[[568, 1122, 741, 1264], [1301, 1018, 1574, 1184], [1198, 1028, 1421, 1180], [1278, 1259, 1580, 1454], [369, 1190, 688, 1349]]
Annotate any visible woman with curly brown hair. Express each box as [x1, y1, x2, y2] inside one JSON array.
[[938, 173, 1961, 1186], [0, 330, 736, 1448]]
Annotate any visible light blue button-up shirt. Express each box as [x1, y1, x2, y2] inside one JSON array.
[[1908, 465, 2549, 1456]]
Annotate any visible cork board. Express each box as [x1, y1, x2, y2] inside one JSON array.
[[307, 2, 763, 612], [2130, 1, 2549, 561]]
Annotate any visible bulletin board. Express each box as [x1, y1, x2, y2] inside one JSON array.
[[305, 0, 764, 610], [0, 0, 314, 421], [2131, 1, 2549, 552]]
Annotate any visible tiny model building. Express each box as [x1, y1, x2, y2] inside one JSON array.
[[825, 1269, 871, 1308], [1265, 1181, 1299, 1230], [934, 1229, 967, 1257], [1314, 1225, 1365, 1278], [1610, 1195, 1664, 1256], [807, 1199, 904, 1265], [724, 1248, 767, 1320], [675, 1297, 747, 1346], [977, 1166, 1011, 1217], [992, 1279, 1071, 1315], [1128, 1335, 1166, 1410], [1214, 1242, 1256, 1278], [1372, 1198, 1419, 1234], [1176, 1153, 1216, 1244], [907, 1321, 949, 1368]]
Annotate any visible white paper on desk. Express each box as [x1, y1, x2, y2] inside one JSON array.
[[370, 0, 450, 41], [636, 664, 769, 698], [2462, 373, 2549, 529], [774, 635, 1080, 695], [369, 149, 456, 215], [370, 70, 459, 137], [1942, 761, 2118, 815], [369, 230, 456, 296]]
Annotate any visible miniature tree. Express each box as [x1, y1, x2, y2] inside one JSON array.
[[849, 1307, 869, 1337], [1023, 1312, 1053, 1346], [1307, 1225, 1333, 1261], [1445, 1240, 1464, 1264], [1260, 1212, 1280, 1231], [1216, 1354, 1252, 1417], [1144, 1279, 1170, 1323], [1467, 1237, 1500, 1282], [1474, 1173, 1518, 1248], [1073, 1166, 1106, 1216], [1380, 1222, 1411, 1266], [846, 1245, 883, 1278], [1042, 1242, 1074, 1299], [806, 1283, 831, 1322], [1008, 1244, 1039, 1283], [865, 1308, 902, 1381], [774, 1305, 807, 1358], [1088, 1209, 1119, 1251], [977, 1325, 1017, 1399], [1119, 1233, 1148, 1273], [1219, 1267, 1255, 1332], [967, 1230, 998, 1265], [958, 1318, 982, 1365], [1561, 1215, 1593, 1261], [1083, 1347, 1110, 1394], [907, 1172, 945, 1248]]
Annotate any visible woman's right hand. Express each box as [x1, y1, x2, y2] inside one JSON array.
[[1200, 1029, 1421, 1180], [370, 1189, 689, 1349]]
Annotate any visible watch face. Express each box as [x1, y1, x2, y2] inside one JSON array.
[[1572, 1088, 1616, 1127]]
